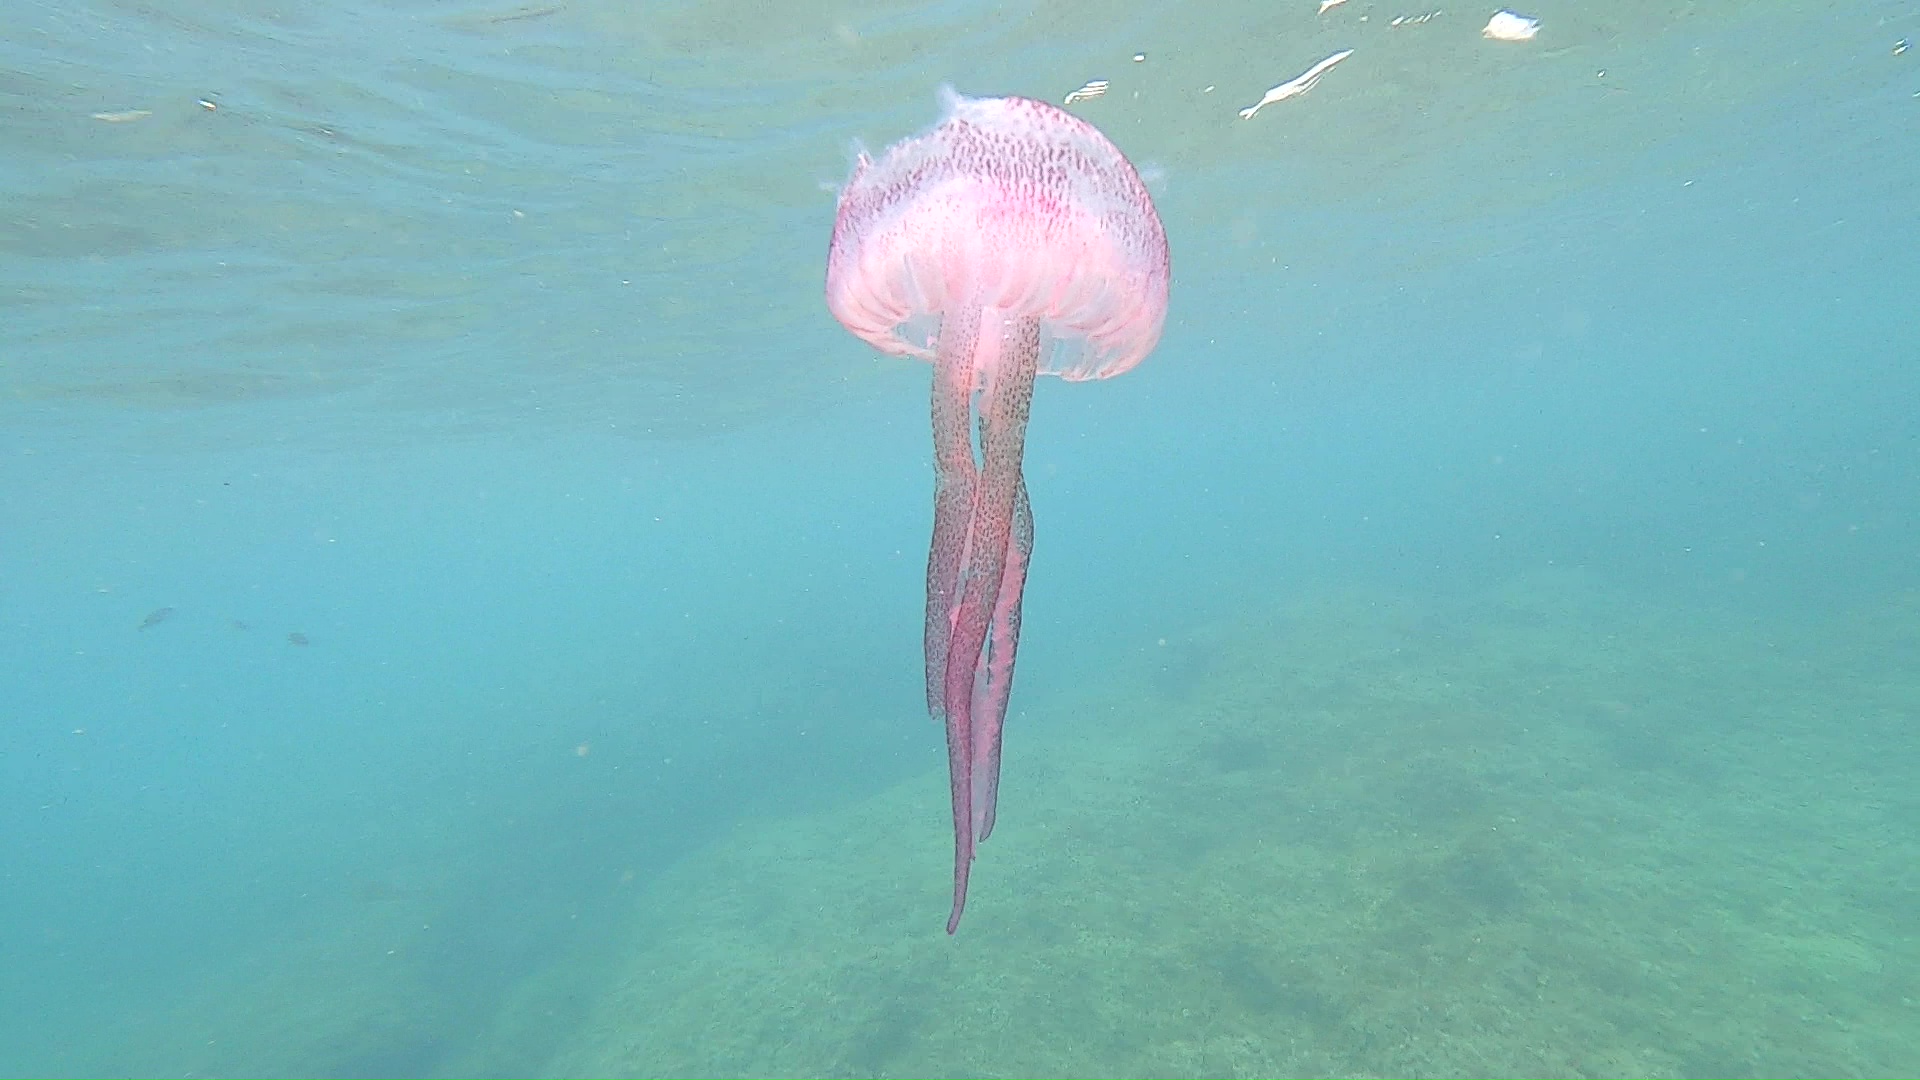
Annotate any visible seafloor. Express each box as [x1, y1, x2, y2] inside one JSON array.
[[88, 573, 1920, 1078]]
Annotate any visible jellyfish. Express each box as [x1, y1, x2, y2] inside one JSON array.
[[826, 90, 1171, 932]]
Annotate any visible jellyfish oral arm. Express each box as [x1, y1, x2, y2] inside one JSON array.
[[927, 303, 1040, 934], [925, 306, 978, 727], [972, 469, 1031, 851]]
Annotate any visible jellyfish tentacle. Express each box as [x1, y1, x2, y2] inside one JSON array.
[[973, 473, 1030, 846], [928, 303, 983, 934], [926, 302, 981, 724], [940, 308, 1040, 934]]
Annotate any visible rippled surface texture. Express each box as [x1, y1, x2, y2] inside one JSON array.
[[6, 0, 1905, 442]]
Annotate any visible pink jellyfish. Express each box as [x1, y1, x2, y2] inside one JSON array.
[[826, 90, 1170, 933]]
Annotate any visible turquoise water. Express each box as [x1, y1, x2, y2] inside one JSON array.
[[4, 1, 1917, 1076]]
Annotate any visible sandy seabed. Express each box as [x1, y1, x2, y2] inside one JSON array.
[[73, 573, 1918, 1079], [547, 574, 1920, 1079]]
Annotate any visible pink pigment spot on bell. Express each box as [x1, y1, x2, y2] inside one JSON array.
[[825, 89, 1170, 934]]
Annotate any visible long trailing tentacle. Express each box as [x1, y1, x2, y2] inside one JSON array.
[[939, 310, 1040, 934]]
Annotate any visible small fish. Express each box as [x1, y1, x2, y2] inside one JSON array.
[[137, 607, 175, 631], [287, 632, 310, 646]]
